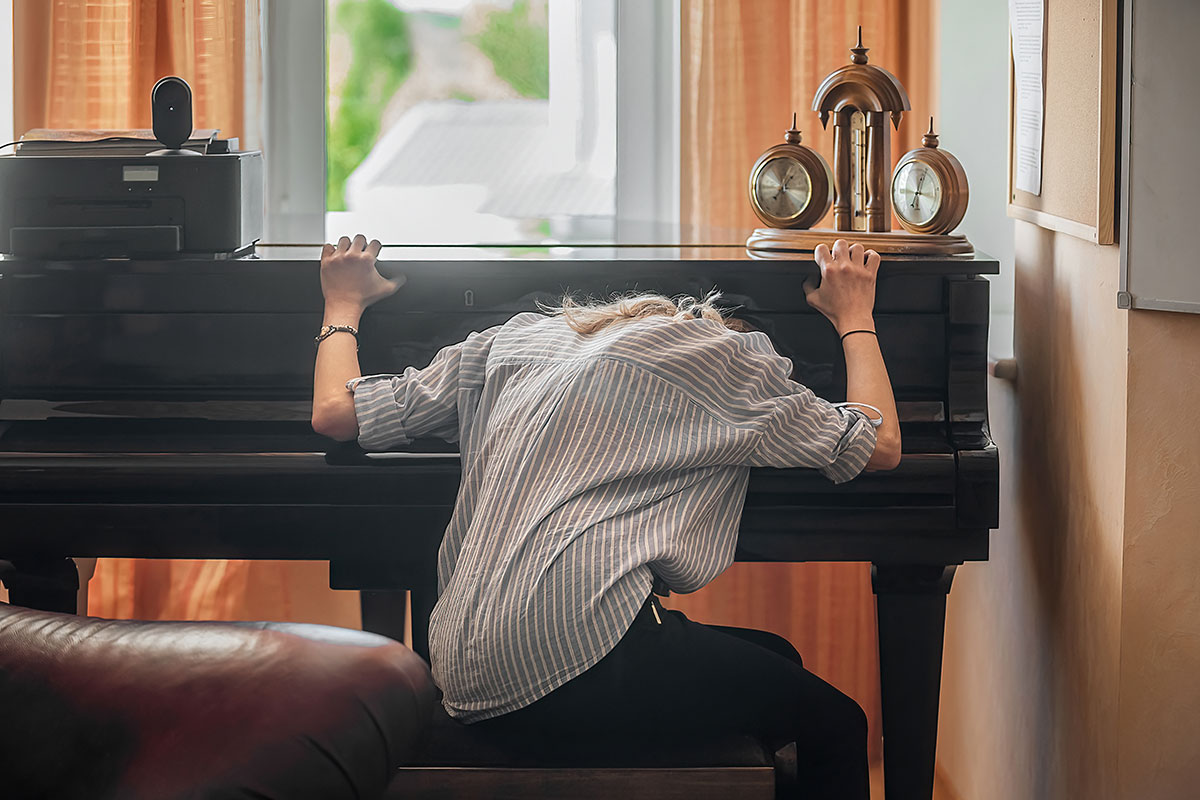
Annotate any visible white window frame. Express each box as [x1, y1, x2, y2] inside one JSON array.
[[2, 0, 15, 146], [261, 0, 326, 244], [260, 0, 680, 243], [614, 0, 680, 229]]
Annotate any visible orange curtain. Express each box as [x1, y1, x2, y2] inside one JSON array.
[[15, 0, 248, 140], [12, 0, 357, 628], [85, 558, 361, 627], [681, 0, 935, 231], [674, 0, 936, 761]]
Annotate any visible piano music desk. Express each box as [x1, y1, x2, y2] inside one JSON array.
[[0, 244, 998, 800]]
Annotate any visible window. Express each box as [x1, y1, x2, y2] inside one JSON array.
[[261, 0, 678, 245], [327, 0, 613, 243]]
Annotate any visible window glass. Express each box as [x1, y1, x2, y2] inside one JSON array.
[[326, 0, 616, 243]]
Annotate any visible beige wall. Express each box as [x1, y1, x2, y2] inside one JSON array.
[[939, 225, 1200, 798], [938, 223, 1127, 800], [1118, 309, 1200, 799]]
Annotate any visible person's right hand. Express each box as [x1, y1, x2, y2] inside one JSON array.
[[320, 234, 404, 315], [802, 239, 880, 335]]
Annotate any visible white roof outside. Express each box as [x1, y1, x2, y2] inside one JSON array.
[[343, 100, 613, 241]]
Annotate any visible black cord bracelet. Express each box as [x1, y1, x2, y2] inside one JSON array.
[[839, 329, 878, 343], [315, 324, 360, 351]]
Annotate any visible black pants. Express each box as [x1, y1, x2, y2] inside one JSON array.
[[476, 595, 869, 800]]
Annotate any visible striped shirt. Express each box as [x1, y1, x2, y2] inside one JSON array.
[[350, 312, 877, 722]]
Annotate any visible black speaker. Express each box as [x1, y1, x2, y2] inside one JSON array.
[[151, 77, 194, 151]]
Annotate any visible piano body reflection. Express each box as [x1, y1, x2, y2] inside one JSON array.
[[0, 242, 997, 799]]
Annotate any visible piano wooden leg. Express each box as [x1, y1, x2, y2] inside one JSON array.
[[358, 577, 436, 662], [0, 557, 79, 614], [336, 553, 438, 662], [360, 590, 409, 647], [872, 563, 956, 800], [408, 583, 437, 663]]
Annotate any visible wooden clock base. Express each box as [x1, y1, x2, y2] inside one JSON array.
[[746, 227, 974, 256]]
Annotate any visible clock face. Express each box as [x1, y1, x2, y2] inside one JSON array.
[[754, 156, 812, 220], [892, 161, 943, 227]]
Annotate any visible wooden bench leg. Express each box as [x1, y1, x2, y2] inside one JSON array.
[[872, 564, 955, 800]]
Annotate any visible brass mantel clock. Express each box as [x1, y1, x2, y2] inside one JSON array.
[[748, 115, 834, 230], [746, 28, 972, 256], [892, 118, 969, 235]]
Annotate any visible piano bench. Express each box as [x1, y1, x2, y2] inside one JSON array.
[[386, 704, 783, 799], [0, 603, 438, 800]]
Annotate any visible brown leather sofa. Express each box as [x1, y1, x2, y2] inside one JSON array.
[[0, 602, 437, 799]]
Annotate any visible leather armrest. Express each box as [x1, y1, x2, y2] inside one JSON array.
[[0, 603, 436, 800]]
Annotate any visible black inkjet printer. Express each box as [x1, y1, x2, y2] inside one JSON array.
[[0, 77, 263, 259]]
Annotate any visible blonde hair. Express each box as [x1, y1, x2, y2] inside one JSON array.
[[542, 291, 751, 335]]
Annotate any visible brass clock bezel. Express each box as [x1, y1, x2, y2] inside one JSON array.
[[748, 142, 834, 230], [890, 146, 969, 235]]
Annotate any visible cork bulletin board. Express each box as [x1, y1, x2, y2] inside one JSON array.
[[1006, 0, 1120, 244]]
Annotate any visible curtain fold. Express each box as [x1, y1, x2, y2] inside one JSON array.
[[674, 0, 936, 762], [15, 0, 247, 140], [13, 0, 357, 628]]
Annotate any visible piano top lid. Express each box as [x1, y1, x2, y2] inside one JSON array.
[[0, 217, 998, 274], [253, 244, 998, 271], [4, 245, 995, 274], [250, 220, 997, 270]]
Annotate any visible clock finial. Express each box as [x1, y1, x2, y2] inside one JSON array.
[[922, 116, 939, 148], [784, 112, 802, 144], [850, 26, 869, 64]]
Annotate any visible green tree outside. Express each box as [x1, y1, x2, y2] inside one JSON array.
[[327, 0, 413, 211], [326, 0, 550, 212], [475, 1, 550, 100]]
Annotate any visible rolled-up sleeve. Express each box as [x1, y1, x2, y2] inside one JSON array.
[[349, 325, 501, 451], [744, 387, 878, 483], [702, 330, 876, 484]]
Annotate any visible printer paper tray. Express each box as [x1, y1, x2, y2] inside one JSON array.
[[11, 225, 180, 258]]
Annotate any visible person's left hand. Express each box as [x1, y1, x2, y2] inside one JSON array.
[[320, 234, 404, 313]]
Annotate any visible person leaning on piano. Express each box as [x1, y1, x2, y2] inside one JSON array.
[[311, 234, 901, 800]]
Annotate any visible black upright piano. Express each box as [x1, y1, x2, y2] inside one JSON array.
[[0, 241, 997, 800]]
